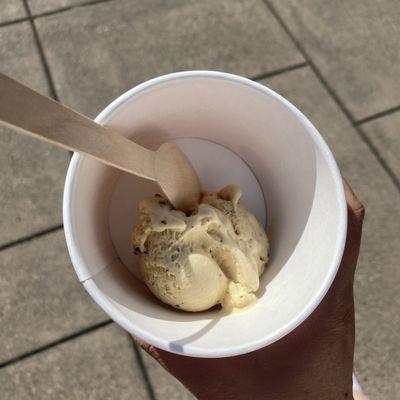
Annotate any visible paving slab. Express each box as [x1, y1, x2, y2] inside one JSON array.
[[260, 67, 400, 399], [362, 111, 400, 181], [0, 22, 69, 246], [268, 0, 400, 121], [0, 230, 107, 364], [0, 324, 150, 400], [35, 0, 304, 117], [0, 0, 26, 23], [0, 128, 69, 246], [28, 0, 88, 15], [0, 22, 49, 93], [140, 349, 195, 400]]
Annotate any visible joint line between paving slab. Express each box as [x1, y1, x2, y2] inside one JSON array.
[[0, 17, 29, 28], [349, 126, 399, 189], [354, 104, 400, 125], [262, 1, 355, 121], [0, 224, 64, 252], [251, 61, 308, 81], [262, 0, 400, 192], [131, 338, 157, 400], [32, 0, 117, 20], [0, 320, 113, 370], [22, 0, 59, 101], [0, 0, 116, 29]]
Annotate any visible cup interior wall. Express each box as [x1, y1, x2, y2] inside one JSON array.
[[65, 75, 344, 354]]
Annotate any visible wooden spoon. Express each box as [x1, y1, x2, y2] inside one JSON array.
[[0, 73, 201, 212]]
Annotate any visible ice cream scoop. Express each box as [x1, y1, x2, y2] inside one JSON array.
[[132, 185, 269, 312]]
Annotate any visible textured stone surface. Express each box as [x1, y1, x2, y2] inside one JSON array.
[[363, 111, 400, 182], [0, 128, 69, 246], [28, 0, 86, 14], [0, 230, 107, 364], [261, 67, 400, 399], [0, 0, 26, 23], [269, 0, 400, 120], [140, 349, 195, 400], [0, 22, 49, 93], [35, 0, 303, 117], [0, 324, 150, 399], [0, 22, 68, 246]]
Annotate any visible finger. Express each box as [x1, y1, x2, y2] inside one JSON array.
[[132, 335, 151, 352], [342, 177, 365, 220], [131, 336, 170, 371]]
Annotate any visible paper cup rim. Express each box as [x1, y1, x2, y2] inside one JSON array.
[[63, 70, 347, 357]]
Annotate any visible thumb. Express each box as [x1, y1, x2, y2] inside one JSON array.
[[338, 178, 365, 282]]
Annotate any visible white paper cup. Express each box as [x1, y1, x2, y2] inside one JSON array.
[[63, 71, 347, 358]]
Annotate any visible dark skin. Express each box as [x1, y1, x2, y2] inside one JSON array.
[[135, 180, 365, 400]]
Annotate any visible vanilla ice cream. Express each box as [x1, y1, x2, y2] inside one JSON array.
[[132, 185, 269, 312]]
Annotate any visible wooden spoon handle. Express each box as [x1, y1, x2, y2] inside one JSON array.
[[0, 73, 156, 180]]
